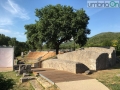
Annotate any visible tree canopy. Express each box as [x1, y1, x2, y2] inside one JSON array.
[[25, 4, 90, 54], [0, 34, 28, 56]]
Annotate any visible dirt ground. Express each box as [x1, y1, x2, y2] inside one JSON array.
[[0, 67, 13, 72]]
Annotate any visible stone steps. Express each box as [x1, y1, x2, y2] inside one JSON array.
[[30, 79, 44, 90], [20, 76, 36, 83], [37, 76, 53, 89], [29, 74, 57, 90]]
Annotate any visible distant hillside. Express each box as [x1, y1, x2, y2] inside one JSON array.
[[86, 32, 120, 47], [57, 32, 120, 48]]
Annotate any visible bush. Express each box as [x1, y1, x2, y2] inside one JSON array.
[[0, 73, 15, 90]]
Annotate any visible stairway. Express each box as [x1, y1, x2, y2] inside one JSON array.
[[29, 75, 59, 90]]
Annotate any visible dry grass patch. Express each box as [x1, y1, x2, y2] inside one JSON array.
[[88, 63, 120, 90]]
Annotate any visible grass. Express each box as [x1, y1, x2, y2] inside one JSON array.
[[1, 65, 120, 90], [48, 85, 60, 90], [88, 62, 120, 90], [2, 55, 120, 90], [0, 71, 34, 90], [0, 71, 59, 90]]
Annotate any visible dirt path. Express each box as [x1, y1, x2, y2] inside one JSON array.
[[0, 68, 13, 72]]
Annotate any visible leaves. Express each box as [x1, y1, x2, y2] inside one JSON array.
[[25, 4, 90, 54], [86, 32, 120, 48]]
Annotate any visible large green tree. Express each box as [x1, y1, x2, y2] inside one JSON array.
[[25, 4, 90, 54]]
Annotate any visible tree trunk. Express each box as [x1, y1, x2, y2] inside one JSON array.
[[56, 44, 59, 55]]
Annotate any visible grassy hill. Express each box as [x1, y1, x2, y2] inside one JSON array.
[[43, 32, 120, 50], [86, 32, 120, 47]]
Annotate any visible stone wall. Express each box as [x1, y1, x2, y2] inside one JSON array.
[[31, 62, 40, 68], [41, 59, 89, 73], [14, 64, 31, 74], [41, 47, 116, 73], [84, 47, 116, 67], [57, 47, 116, 71]]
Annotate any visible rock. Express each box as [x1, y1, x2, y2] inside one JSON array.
[[85, 70, 92, 75], [14, 70, 18, 73], [18, 64, 31, 74], [16, 74, 19, 77], [23, 73, 30, 77], [116, 74, 120, 77], [20, 76, 35, 83], [36, 73, 39, 77], [13, 65, 19, 70]]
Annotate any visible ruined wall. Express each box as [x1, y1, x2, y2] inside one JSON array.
[[41, 59, 88, 73], [84, 47, 116, 67], [41, 47, 116, 73], [57, 51, 109, 70]]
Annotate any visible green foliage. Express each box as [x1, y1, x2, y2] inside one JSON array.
[[86, 32, 120, 48], [0, 34, 11, 45], [25, 4, 90, 54], [0, 71, 34, 90], [102, 40, 112, 47], [0, 34, 29, 57], [60, 40, 79, 49], [0, 73, 15, 90]]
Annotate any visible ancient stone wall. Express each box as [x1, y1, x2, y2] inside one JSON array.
[[57, 51, 109, 70], [84, 47, 116, 67], [57, 47, 116, 70], [41, 59, 88, 73], [41, 47, 116, 73]]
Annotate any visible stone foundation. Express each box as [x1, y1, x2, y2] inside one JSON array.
[[18, 64, 31, 74]]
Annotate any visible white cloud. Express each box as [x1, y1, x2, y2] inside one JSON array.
[[0, 17, 13, 27], [0, 29, 11, 34], [2, 0, 30, 20], [13, 31, 25, 38], [12, 31, 26, 42]]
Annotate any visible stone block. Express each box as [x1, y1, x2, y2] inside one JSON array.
[[85, 70, 92, 75], [18, 64, 31, 74], [20, 76, 35, 83], [23, 73, 30, 77], [13, 65, 19, 70]]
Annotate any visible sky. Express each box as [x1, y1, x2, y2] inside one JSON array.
[[0, 0, 120, 42]]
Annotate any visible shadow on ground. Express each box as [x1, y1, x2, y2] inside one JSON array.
[[108, 57, 120, 70], [111, 62, 120, 69]]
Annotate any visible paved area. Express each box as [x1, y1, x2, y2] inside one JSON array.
[[32, 68, 92, 83], [56, 79, 109, 90], [32, 68, 110, 90], [0, 67, 13, 72]]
